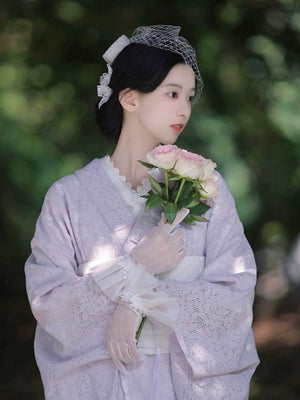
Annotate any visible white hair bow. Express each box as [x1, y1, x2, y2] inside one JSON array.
[[97, 64, 113, 109], [97, 35, 131, 109]]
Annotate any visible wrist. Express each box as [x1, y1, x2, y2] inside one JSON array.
[[129, 250, 147, 271], [119, 290, 143, 316]]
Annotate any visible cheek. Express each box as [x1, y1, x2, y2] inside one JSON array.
[[144, 99, 168, 121], [138, 95, 173, 129], [138, 105, 160, 130], [155, 97, 174, 117]]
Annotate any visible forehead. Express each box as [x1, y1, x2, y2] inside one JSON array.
[[160, 63, 195, 88]]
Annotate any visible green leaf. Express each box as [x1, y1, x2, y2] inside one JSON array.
[[170, 180, 181, 201], [145, 194, 165, 211], [190, 202, 210, 216], [178, 197, 199, 208], [140, 195, 149, 199], [138, 160, 157, 169], [148, 174, 163, 196], [182, 214, 196, 225], [191, 215, 209, 222], [162, 186, 168, 200], [164, 202, 178, 223], [184, 177, 195, 183], [178, 181, 193, 200], [169, 175, 182, 181], [158, 167, 172, 173]]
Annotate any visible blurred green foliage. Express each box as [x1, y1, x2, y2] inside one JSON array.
[[0, 0, 299, 398]]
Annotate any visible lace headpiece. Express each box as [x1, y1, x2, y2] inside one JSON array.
[[97, 25, 203, 109]]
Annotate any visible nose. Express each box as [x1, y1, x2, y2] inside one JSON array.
[[177, 97, 191, 120]]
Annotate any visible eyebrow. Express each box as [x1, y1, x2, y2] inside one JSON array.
[[163, 83, 196, 92]]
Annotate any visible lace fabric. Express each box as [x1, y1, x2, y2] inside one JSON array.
[[102, 155, 159, 216]]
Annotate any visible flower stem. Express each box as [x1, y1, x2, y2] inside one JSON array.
[[164, 171, 169, 201], [135, 316, 147, 344], [174, 178, 186, 204]]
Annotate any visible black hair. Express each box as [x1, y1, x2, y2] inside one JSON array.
[[95, 43, 186, 144]]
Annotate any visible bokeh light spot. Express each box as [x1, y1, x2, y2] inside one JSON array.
[[55, 1, 84, 23], [29, 64, 53, 87]]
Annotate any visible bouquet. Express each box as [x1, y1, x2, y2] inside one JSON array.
[[135, 145, 218, 344], [138, 144, 218, 225]]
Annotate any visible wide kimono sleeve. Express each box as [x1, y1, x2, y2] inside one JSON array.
[[25, 180, 112, 358], [25, 178, 177, 359], [161, 173, 260, 379]]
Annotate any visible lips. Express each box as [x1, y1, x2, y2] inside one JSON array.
[[170, 124, 184, 133]]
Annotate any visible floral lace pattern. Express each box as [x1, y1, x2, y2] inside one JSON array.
[[103, 154, 162, 216]]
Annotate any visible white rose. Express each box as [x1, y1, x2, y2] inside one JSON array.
[[199, 178, 219, 199], [173, 149, 206, 179], [197, 159, 217, 180], [146, 144, 179, 169]]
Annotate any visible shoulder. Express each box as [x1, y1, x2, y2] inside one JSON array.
[[43, 157, 106, 205], [214, 171, 233, 200], [209, 170, 238, 219]]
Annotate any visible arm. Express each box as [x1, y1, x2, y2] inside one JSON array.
[[25, 180, 118, 358], [160, 173, 259, 378], [25, 179, 175, 359]]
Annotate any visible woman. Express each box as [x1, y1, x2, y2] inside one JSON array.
[[25, 25, 259, 399]]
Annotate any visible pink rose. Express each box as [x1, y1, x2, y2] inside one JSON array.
[[146, 144, 179, 169], [199, 178, 219, 199], [173, 149, 207, 179]]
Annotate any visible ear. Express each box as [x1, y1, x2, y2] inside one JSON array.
[[119, 88, 140, 112]]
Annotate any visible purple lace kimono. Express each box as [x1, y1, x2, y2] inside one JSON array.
[[25, 155, 259, 399]]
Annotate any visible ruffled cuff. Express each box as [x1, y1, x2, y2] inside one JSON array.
[[90, 255, 135, 302], [78, 255, 179, 331], [119, 262, 179, 331]]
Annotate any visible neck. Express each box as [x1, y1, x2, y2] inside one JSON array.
[[110, 120, 160, 189]]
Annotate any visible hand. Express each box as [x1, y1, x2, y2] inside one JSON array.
[[130, 208, 189, 275], [106, 302, 144, 374]]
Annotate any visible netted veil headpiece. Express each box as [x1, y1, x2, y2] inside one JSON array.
[[97, 25, 203, 109]]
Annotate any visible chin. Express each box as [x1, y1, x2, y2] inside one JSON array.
[[160, 137, 178, 145]]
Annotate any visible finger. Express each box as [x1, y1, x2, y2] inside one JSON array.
[[113, 355, 127, 374], [170, 229, 183, 240], [123, 348, 136, 363], [176, 237, 185, 247], [116, 341, 127, 362], [174, 238, 185, 251], [158, 213, 167, 226], [108, 341, 127, 374], [168, 208, 190, 233], [127, 338, 144, 361], [177, 248, 186, 259], [120, 342, 134, 363], [111, 340, 126, 363]]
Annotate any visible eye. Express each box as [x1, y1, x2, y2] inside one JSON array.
[[168, 91, 178, 99], [187, 95, 195, 102]]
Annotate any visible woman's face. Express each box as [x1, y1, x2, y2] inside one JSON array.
[[136, 63, 196, 145]]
